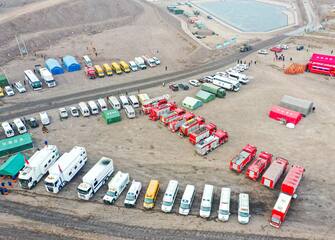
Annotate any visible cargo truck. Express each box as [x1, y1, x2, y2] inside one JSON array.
[[195, 129, 228, 155], [179, 116, 205, 137], [246, 151, 273, 181], [149, 102, 177, 121], [270, 165, 305, 228], [103, 171, 129, 204], [189, 123, 217, 145], [18, 145, 60, 189], [168, 112, 195, 132], [201, 83, 226, 98], [77, 157, 114, 200], [44, 146, 87, 193], [230, 144, 257, 173], [213, 76, 240, 92], [261, 157, 289, 189], [160, 108, 185, 125]]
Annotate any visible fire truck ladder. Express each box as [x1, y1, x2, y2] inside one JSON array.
[[15, 35, 28, 57]]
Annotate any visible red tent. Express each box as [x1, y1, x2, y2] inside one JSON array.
[[269, 105, 302, 125], [308, 53, 335, 76]]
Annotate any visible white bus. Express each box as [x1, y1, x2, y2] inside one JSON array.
[[238, 193, 250, 224], [179, 184, 196, 215], [1, 121, 14, 138], [161, 180, 179, 213], [24, 70, 42, 90], [199, 184, 214, 218], [13, 118, 27, 134]]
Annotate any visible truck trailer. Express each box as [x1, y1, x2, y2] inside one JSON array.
[[189, 123, 217, 145], [230, 144, 257, 173], [201, 83, 226, 98], [195, 129, 228, 155], [44, 146, 87, 193], [77, 157, 114, 200], [246, 151, 273, 181], [18, 145, 60, 189], [261, 157, 289, 189]]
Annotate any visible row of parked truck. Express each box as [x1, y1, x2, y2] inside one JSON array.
[[17, 144, 250, 223], [229, 144, 305, 228], [83, 55, 160, 79]]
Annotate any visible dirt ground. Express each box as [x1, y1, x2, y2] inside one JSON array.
[[1, 36, 335, 239]]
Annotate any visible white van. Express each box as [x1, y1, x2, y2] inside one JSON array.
[[1, 121, 15, 138], [161, 180, 179, 213], [13, 118, 27, 134], [78, 102, 90, 117], [200, 184, 214, 218], [88, 100, 99, 115], [97, 98, 108, 111], [124, 180, 142, 207], [238, 193, 250, 224], [179, 184, 195, 215], [124, 105, 135, 119], [227, 70, 249, 84], [83, 55, 93, 67], [39, 112, 50, 125], [119, 95, 129, 108], [128, 95, 139, 108], [218, 187, 231, 221], [108, 96, 121, 110]]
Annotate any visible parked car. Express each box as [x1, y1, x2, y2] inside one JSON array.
[[0, 87, 4, 97], [178, 83, 189, 90], [240, 44, 252, 52], [258, 49, 268, 55], [59, 108, 69, 119], [296, 45, 304, 51], [27, 117, 39, 128], [39, 112, 50, 126], [189, 79, 200, 87], [4, 86, 15, 96], [70, 106, 79, 117], [14, 82, 26, 93], [152, 57, 160, 65], [169, 84, 179, 92]]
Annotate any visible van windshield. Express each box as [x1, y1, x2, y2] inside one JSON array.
[[163, 201, 173, 206], [107, 191, 117, 197], [78, 187, 91, 195], [180, 202, 190, 209], [126, 193, 135, 201], [144, 198, 153, 204], [271, 216, 280, 224], [239, 211, 249, 217], [219, 210, 229, 215], [200, 206, 211, 212]]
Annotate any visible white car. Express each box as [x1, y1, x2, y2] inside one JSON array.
[[39, 112, 50, 125], [152, 57, 160, 65], [59, 108, 68, 119], [69, 106, 79, 117], [14, 82, 26, 93], [258, 49, 268, 55], [279, 44, 288, 50], [4, 86, 15, 96], [188, 79, 200, 87]]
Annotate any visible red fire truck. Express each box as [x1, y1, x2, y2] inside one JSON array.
[[189, 123, 217, 145], [168, 112, 195, 132], [230, 144, 257, 173], [149, 102, 177, 121], [195, 129, 228, 155], [270, 165, 305, 228], [85, 66, 96, 79], [178, 116, 205, 137], [245, 151, 273, 181], [142, 94, 170, 114], [160, 108, 185, 125], [261, 157, 289, 189]]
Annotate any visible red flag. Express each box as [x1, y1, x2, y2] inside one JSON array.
[[24, 155, 29, 165], [58, 164, 63, 174]]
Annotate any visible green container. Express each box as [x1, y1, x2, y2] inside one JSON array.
[[0, 133, 33, 157], [195, 90, 216, 103], [102, 109, 121, 124], [174, 9, 184, 15], [0, 74, 9, 87], [201, 83, 226, 98]]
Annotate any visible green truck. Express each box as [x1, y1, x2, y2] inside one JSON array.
[[201, 83, 226, 98]]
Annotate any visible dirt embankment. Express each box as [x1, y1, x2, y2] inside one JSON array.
[[0, 0, 144, 65]]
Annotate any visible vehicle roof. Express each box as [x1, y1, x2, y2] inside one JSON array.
[[97, 98, 107, 105], [273, 193, 292, 212], [124, 105, 134, 112], [129, 95, 138, 101], [108, 171, 129, 187], [263, 158, 288, 178], [128, 180, 141, 193], [145, 180, 159, 197], [83, 157, 113, 183], [182, 184, 195, 199], [27, 145, 57, 168], [202, 184, 214, 199], [49, 146, 84, 174], [164, 180, 178, 194], [13, 118, 24, 125], [239, 193, 249, 208]]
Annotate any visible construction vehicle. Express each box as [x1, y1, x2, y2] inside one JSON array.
[[119, 61, 131, 73], [85, 66, 96, 79], [261, 157, 289, 189], [246, 151, 273, 181], [179, 116, 205, 137], [160, 108, 185, 125], [142, 94, 170, 114], [195, 129, 228, 155], [111, 62, 122, 74], [149, 102, 177, 121], [77, 157, 114, 200], [230, 144, 257, 173], [189, 123, 217, 145], [18, 145, 60, 189], [168, 112, 195, 132], [270, 165, 305, 228], [94, 65, 105, 78]]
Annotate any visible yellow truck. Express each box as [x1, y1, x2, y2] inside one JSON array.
[[111, 62, 122, 74], [119, 61, 131, 73], [143, 180, 159, 209], [102, 63, 113, 76], [94, 65, 105, 78], [0, 87, 4, 97]]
